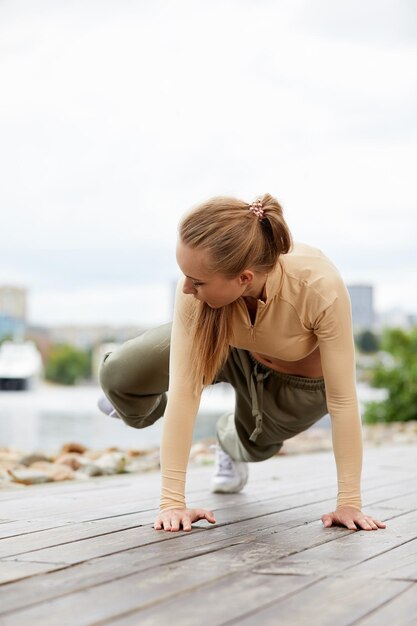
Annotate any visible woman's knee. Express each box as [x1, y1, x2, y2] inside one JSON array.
[[98, 350, 126, 395], [119, 393, 168, 429], [99, 324, 171, 396]]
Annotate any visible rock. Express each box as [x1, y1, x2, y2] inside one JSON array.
[[125, 455, 160, 473], [83, 450, 102, 461], [127, 448, 147, 458], [75, 463, 104, 477], [20, 453, 52, 466], [59, 442, 88, 455], [50, 466, 75, 482], [29, 461, 75, 481], [55, 453, 86, 470], [0, 461, 27, 472], [7, 468, 53, 485], [95, 452, 127, 474], [0, 450, 24, 464]]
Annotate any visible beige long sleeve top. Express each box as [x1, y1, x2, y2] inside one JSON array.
[[160, 242, 363, 511]]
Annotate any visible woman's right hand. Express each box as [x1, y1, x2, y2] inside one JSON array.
[[154, 508, 216, 532]]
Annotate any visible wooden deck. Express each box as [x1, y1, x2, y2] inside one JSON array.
[[0, 443, 416, 626]]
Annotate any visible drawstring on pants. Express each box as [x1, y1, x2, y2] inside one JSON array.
[[249, 362, 270, 442]]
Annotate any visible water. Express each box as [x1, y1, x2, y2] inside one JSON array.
[[0, 381, 386, 454], [0, 382, 235, 453]]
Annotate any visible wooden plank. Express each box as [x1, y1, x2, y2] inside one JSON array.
[[0, 543, 313, 626], [0, 472, 412, 586], [0, 494, 347, 586], [0, 496, 377, 605], [338, 536, 417, 581], [0, 475, 142, 503], [0, 468, 417, 558], [0, 480, 339, 556], [0, 517, 148, 559], [0, 533, 413, 626], [0, 535, 258, 612], [1, 487, 405, 567], [0, 519, 72, 539], [227, 576, 412, 626], [106, 576, 411, 626], [0, 462, 335, 509], [0, 561, 67, 585], [250, 507, 417, 578], [0, 501, 405, 612], [0, 462, 413, 526], [0, 487, 340, 558], [353, 583, 417, 625], [0, 475, 408, 548]]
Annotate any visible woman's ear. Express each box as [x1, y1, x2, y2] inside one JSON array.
[[239, 270, 255, 286]]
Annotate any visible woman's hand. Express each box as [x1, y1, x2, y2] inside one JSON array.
[[154, 508, 216, 532], [321, 506, 387, 531]]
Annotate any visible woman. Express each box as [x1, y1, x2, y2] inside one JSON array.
[[99, 194, 386, 533]]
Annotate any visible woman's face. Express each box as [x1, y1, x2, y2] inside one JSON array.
[[176, 240, 250, 308]]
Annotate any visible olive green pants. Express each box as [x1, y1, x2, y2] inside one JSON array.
[[99, 322, 328, 462]]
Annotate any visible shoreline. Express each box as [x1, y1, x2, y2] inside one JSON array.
[[1, 420, 417, 490]]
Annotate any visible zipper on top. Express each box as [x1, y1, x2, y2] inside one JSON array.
[[242, 298, 263, 341]]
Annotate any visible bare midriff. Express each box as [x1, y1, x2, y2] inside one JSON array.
[[250, 345, 323, 378]]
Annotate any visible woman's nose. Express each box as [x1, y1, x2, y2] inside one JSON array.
[[182, 278, 196, 294]]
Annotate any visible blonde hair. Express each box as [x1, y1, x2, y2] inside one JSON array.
[[179, 193, 292, 390]]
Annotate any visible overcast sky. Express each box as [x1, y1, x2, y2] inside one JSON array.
[[1, 0, 416, 326]]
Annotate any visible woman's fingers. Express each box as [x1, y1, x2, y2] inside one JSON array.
[[356, 515, 386, 531], [154, 508, 216, 532], [321, 508, 387, 531], [169, 517, 180, 532], [374, 519, 387, 528], [195, 509, 216, 524], [321, 513, 333, 527], [182, 516, 193, 532]]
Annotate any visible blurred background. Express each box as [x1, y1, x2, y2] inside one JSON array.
[[0, 0, 416, 457]]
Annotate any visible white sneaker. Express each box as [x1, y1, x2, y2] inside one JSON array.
[[210, 444, 249, 493], [97, 394, 119, 418]]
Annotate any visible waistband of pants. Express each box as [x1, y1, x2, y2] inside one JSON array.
[[248, 352, 325, 391]]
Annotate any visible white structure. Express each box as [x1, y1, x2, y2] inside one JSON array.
[[347, 284, 374, 330], [0, 341, 43, 391]]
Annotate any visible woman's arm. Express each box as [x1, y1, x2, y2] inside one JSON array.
[[314, 280, 385, 530], [156, 279, 215, 530]]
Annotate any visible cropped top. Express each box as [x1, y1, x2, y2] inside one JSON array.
[[160, 242, 363, 511]]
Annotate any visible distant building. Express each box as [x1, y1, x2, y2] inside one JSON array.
[[408, 313, 417, 328], [0, 286, 27, 341], [375, 309, 416, 331], [30, 324, 146, 351], [347, 284, 374, 330], [25, 326, 53, 363]]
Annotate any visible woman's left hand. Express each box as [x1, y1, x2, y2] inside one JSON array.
[[321, 506, 387, 531]]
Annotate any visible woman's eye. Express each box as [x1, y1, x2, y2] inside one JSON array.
[[193, 282, 203, 287]]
